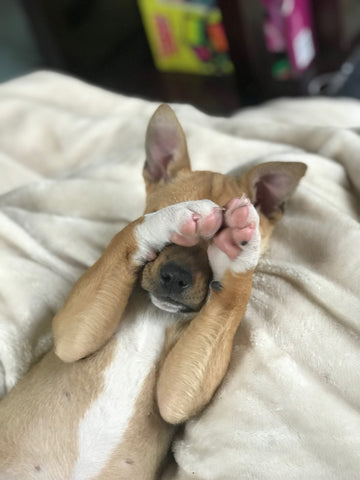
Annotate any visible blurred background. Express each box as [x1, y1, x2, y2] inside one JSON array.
[[1, 0, 360, 115]]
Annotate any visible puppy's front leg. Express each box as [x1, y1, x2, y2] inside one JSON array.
[[157, 198, 260, 424], [53, 200, 222, 363]]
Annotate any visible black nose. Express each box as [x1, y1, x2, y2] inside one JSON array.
[[159, 263, 193, 294]]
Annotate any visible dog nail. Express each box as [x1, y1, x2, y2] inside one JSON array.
[[210, 280, 223, 292], [241, 241, 248, 246], [192, 213, 201, 221]]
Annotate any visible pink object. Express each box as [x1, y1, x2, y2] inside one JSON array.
[[155, 15, 178, 57], [283, 0, 316, 72], [261, 0, 316, 74], [264, 18, 286, 52], [193, 45, 212, 62]]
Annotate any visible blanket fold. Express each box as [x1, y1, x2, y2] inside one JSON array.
[[0, 72, 359, 480]]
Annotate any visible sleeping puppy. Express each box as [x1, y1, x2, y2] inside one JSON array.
[[0, 105, 306, 480]]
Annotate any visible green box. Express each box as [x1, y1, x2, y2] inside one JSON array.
[[138, 0, 234, 75]]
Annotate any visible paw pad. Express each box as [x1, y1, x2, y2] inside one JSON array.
[[208, 197, 261, 280]]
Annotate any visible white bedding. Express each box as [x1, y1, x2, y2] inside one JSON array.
[[0, 71, 359, 479]]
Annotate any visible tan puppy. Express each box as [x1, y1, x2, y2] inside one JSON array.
[[0, 105, 306, 480]]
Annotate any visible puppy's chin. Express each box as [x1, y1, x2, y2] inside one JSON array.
[[149, 293, 194, 314]]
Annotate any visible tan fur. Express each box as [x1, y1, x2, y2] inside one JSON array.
[[92, 320, 191, 479], [53, 218, 143, 363], [0, 341, 116, 479], [93, 368, 175, 480], [157, 269, 254, 424], [0, 104, 306, 479]]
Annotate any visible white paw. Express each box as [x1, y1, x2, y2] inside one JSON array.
[[208, 199, 261, 281], [134, 200, 222, 265]]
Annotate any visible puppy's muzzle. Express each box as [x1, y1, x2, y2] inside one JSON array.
[[159, 262, 193, 295], [150, 262, 194, 313], [141, 244, 212, 314]]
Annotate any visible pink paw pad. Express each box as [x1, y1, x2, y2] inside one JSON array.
[[170, 207, 223, 247], [214, 196, 256, 260]]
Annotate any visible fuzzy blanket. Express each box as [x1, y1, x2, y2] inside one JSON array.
[[0, 72, 359, 479]]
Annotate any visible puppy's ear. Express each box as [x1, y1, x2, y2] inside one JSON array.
[[239, 161, 307, 220], [143, 104, 191, 193]]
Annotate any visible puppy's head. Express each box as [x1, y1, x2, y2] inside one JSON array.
[[53, 104, 306, 364], [140, 104, 307, 314]]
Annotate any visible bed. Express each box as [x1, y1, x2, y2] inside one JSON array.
[[0, 71, 359, 479]]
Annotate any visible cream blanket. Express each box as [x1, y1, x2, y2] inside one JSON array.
[[0, 72, 359, 479]]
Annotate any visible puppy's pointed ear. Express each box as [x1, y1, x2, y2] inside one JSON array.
[[143, 104, 191, 193], [239, 161, 307, 220]]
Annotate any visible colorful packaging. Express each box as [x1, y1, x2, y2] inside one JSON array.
[[261, 0, 316, 78], [138, 0, 234, 75]]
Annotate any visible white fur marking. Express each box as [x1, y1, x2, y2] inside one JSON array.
[[71, 302, 174, 480], [134, 200, 218, 265]]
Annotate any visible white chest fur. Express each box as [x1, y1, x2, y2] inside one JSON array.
[[71, 294, 177, 480]]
